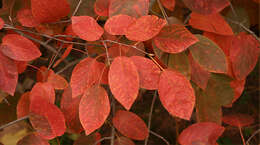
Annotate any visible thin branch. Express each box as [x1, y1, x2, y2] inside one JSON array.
[[0, 115, 29, 131], [56, 60, 81, 74], [156, 0, 169, 24], [246, 128, 260, 145], [228, 0, 238, 17], [238, 126, 246, 145], [93, 137, 112, 145], [144, 91, 157, 145], [150, 130, 170, 145], [72, 0, 82, 16]]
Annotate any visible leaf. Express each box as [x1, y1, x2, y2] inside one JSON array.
[[226, 79, 246, 107], [112, 110, 148, 140], [30, 82, 55, 104], [108, 56, 139, 110], [0, 34, 41, 61], [47, 70, 69, 90], [71, 16, 104, 41], [15, 61, 28, 74], [31, 0, 70, 23], [70, 57, 105, 98], [158, 69, 195, 120], [178, 122, 225, 145], [130, 56, 161, 90], [160, 0, 175, 11], [153, 24, 198, 53], [17, 8, 40, 27], [109, 0, 149, 18], [0, 51, 18, 95], [189, 12, 233, 36], [188, 34, 228, 73], [17, 92, 30, 118], [73, 133, 101, 145], [105, 14, 136, 35], [0, 18, 4, 30], [17, 133, 49, 145], [68, 0, 96, 17], [108, 42, 145, 58], [126, 15, 167, 42], [182, 0, 230, 15], [222, 113, 254, 127], [53, 44, 73, 67], [79, 85, 110, 135], [29, 95, 66, 139], [229, 32, 260, 80], [94, 0, 110, 16], [60, 86, 84, 133], [115, 137, 135, 145]]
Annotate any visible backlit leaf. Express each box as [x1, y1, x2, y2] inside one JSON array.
[[47, 70, 68, 90], [182, 0, 230, 15], [126, 15, 167, 41], [189, 35, 228, 73], [189, 12, 233, 36], [94, 0, 110, 16], [0, 51, 18, 95], [130, 56, 161, 90], [153, 24, 198, 53], [115, 137, 135, 145], [17, 92, 30, 118], [108, 56, 139, 110], [158, 69, 195, 120], [31, 0, 70, 23], [17, 8, 40, 27], [15, 61, 27, 74], [72, 16, 104, 41], [79, 85, 110, 135], [222, 113, 254, 127], [105, 14, 136, 35], [229, 32, 260, 80], [112, 110, 148, 140], [0, 34, 41, 61], [178, 122, 225, 145], [161, 0, 175, 11], [109, 0, 149, 18], [17, 133, 49, 145], [30, 82, 55, 104], [29, 95, 66, 139]]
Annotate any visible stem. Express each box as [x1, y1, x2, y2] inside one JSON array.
[[246, 128, 260, 145], [150, 130, 170, 145], [156, 0, 169, 24], [56, 60, 81, 74], [72, 0, 82, 16], [0, 115, 29, 131], [239, 126, 246, 145], [148, 54, 164, 71]]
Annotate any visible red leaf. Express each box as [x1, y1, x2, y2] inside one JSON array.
[[0, 51, 18, 95], [17, 92, 30, 118], [161, 0, 175, 11], [94, 0, 110, 16], [17, 8, 40, 27], [36, 66, 49, 82], [108, 56, 139, 110], [0, 34, 41, 61], [47, 70, 68, 90], [15, 61, 27, 74], [222, 113, 254, 127], [158, 69, 195, 120], [53, 44, 73, 67], [79, 85, 110, 135], [178, 122, 225, 145], [126, 15, 167, 41], [31, 0, 70, 23], [227, 79, 246, 107], [30, 82, 55, 104], [17, 133, 49, 145], [182, 0, 230, 15], [189, 12, 233, 36], [108, 42, 145, 58], [130, 56, 161, 90], [72, 16, 104, 41], [229, 32, 260, 80], [115, 137, 135, 145], [70, 57, 105, 98], [60, 86, 84, 133], [153, 24, 198, 53], [109, 0, 149, 18], [0, 18, 4, 30], [112, 110, 148, 140], [105, 14, 136, 35]]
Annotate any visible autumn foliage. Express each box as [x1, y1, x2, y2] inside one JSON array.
[[0, 0, 259, 145]]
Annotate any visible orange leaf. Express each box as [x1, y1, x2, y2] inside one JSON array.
[[161, 0, 175, 11], [17, 92, 30, 118], [94, 0, 110, 16], [158, 69, 195, 120], [108, 56, 139, 110], [112, 110, 148, 140], [47, 70, 68, 90], [17, 8, 40, 27], [30, 82, 55, 104], [222, 113, 254, 127]]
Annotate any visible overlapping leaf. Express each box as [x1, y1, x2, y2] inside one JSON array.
[[0, 34, 41, 61], [105, 14, 136, 35], [109, 0, 149, 17], [79, 85, 110, 135], [222, 113, 254, 127], [153, 24, 198, 53], [94, 0, 110, 16], [161, 0, 175, 11], [126, 15, 167, 41], [30, 82, 55, 104], [189, 12, 233, 35], [17, 92, 30, 118], [130, 56, 161, 90], [182, 0, 230, 15], [0, 51, 18, 95], [73, 133, 101, 145], [31, 0, 70, 23], [188, 35, 228, 73], [72, 16, 104, 41], [227, 79, 246, 107], [158, 69, 195, 120], [108, 56, 139, 110], [112, 110, 148, 140], [47, 70, 68, 90], [17, 8, 40, 27], [17, 133, 49, 145], [178, 122, 225, 145]]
